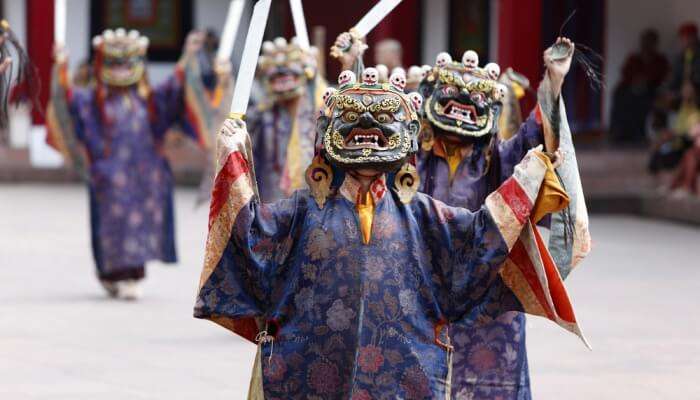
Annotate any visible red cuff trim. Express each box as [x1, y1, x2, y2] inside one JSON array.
[[534, 105, 543, 125], [496, 178, 533, 225], [174, 66, 185, 84], [208, 151, 250, 229]]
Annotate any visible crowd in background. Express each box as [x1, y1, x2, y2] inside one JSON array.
[[611, 22, 700, 197]]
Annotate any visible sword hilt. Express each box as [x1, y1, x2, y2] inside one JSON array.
[[330, 28, 364, 60]]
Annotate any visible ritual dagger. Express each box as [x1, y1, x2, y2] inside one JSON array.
[[330, 0, 403, 59], [289, 0, 310, 51], [229, 0, 272, 119]]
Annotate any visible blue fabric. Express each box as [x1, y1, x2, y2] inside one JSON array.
[[68, 75, 188, 278], [246, 86, 318, 203], [418, 112, 543, 400], [195, 188, 528, 399]]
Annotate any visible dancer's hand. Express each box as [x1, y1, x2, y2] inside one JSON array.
[[215, 59, 233, 86], [183, 30, 205, 57], [220, 117, 247, 137], [332, 30, 367, 71], [53, 43, 68, 64], [544, 37, 574, 98], [551, 149, 565, 169], [0, 56, 11, 74]]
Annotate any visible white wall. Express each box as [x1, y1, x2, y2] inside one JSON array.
[[605, 0, 700, 124], [65, 0, 90, 72]]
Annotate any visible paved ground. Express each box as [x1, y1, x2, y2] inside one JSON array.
[[1, 184, 698, 399]]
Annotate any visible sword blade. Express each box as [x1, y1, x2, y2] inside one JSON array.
[[217, 0, 246, 61], [55, 0, 67, 45], [354, 0, 402, 37], [289, 0, 310, 50], [230, 0, 272, 115]]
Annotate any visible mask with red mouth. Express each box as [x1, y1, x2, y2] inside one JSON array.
[[418, 50, 507, 141], [92, 28, 148, 87], [316, 68, 421, 173], [259, 37, 317, 102]]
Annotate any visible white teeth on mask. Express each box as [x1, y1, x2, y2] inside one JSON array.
[[351, 134, 381, 146], [448, 107, 475, 123]]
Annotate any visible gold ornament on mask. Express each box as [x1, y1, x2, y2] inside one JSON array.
[[394, 163, 420, 204], [305, 155, 333, 208]]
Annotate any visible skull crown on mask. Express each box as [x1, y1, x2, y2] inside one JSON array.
[[418, 49, 507, 140], [92, 28, 148, 87], [316, 68, 422, 172], [258, 36, 318, 101]]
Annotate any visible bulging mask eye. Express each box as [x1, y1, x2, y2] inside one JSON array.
[[341, 111, 359, 123], [470, 92, 485, 105], [441, 86, 457, 97], [375, 112, 394, 123]]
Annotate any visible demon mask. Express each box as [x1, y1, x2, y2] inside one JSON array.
[[418, 50, 507, 140], [258, 37, 317, 102], [316, 68, 421, 173], [92, 28, 148, 87]]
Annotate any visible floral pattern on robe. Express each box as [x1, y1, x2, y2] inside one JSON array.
[[195, 123, 556, 399], [418, 111, 545, 400], [48, 67, 198, 279]]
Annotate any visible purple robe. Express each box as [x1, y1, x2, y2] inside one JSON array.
[[418, 111, 545, 400], [246, 84, 321, 202], [49, 70, 197, 280]]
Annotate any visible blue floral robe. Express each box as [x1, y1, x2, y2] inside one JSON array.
[[47, 66, 201, 280], [418, 111, 546, 400], [193, 120, 574, 399]]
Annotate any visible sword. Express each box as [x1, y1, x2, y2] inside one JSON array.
[[289, 0, 310, 51], [217, 0, 246, 62], [54, 0, 67, 45], [330, 0, 403, 59], [229, 0, 272, 118]]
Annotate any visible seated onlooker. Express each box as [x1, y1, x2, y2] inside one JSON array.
[[669, 121, 700, 197], [670, 22, 700, 94], [649, 82, 699, 173], [649, 82, 700, 187], [610, 29, 669, 144]]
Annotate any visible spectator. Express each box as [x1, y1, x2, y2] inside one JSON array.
[[670, 22, 700, 92], [374, 38, 403, 72], [610, 29, 669, 144], [648, 82, 700, 182], [669, 122, 700, 197], [669, 83, 700, 197]]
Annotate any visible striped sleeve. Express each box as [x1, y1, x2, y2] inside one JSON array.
[[45, 62, 87, 177], [485, 149, 588, 346], [194, 119, 261, 342], [485, 149, 547, 250]]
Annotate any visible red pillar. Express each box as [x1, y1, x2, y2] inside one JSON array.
[[26, 0, 55, 124], [498, 0, 543, 112]]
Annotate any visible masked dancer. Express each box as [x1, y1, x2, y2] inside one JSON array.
[[46, 29, 208, 300]]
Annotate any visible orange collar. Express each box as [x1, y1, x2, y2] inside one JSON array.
[[432, 137, 472, 181]]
